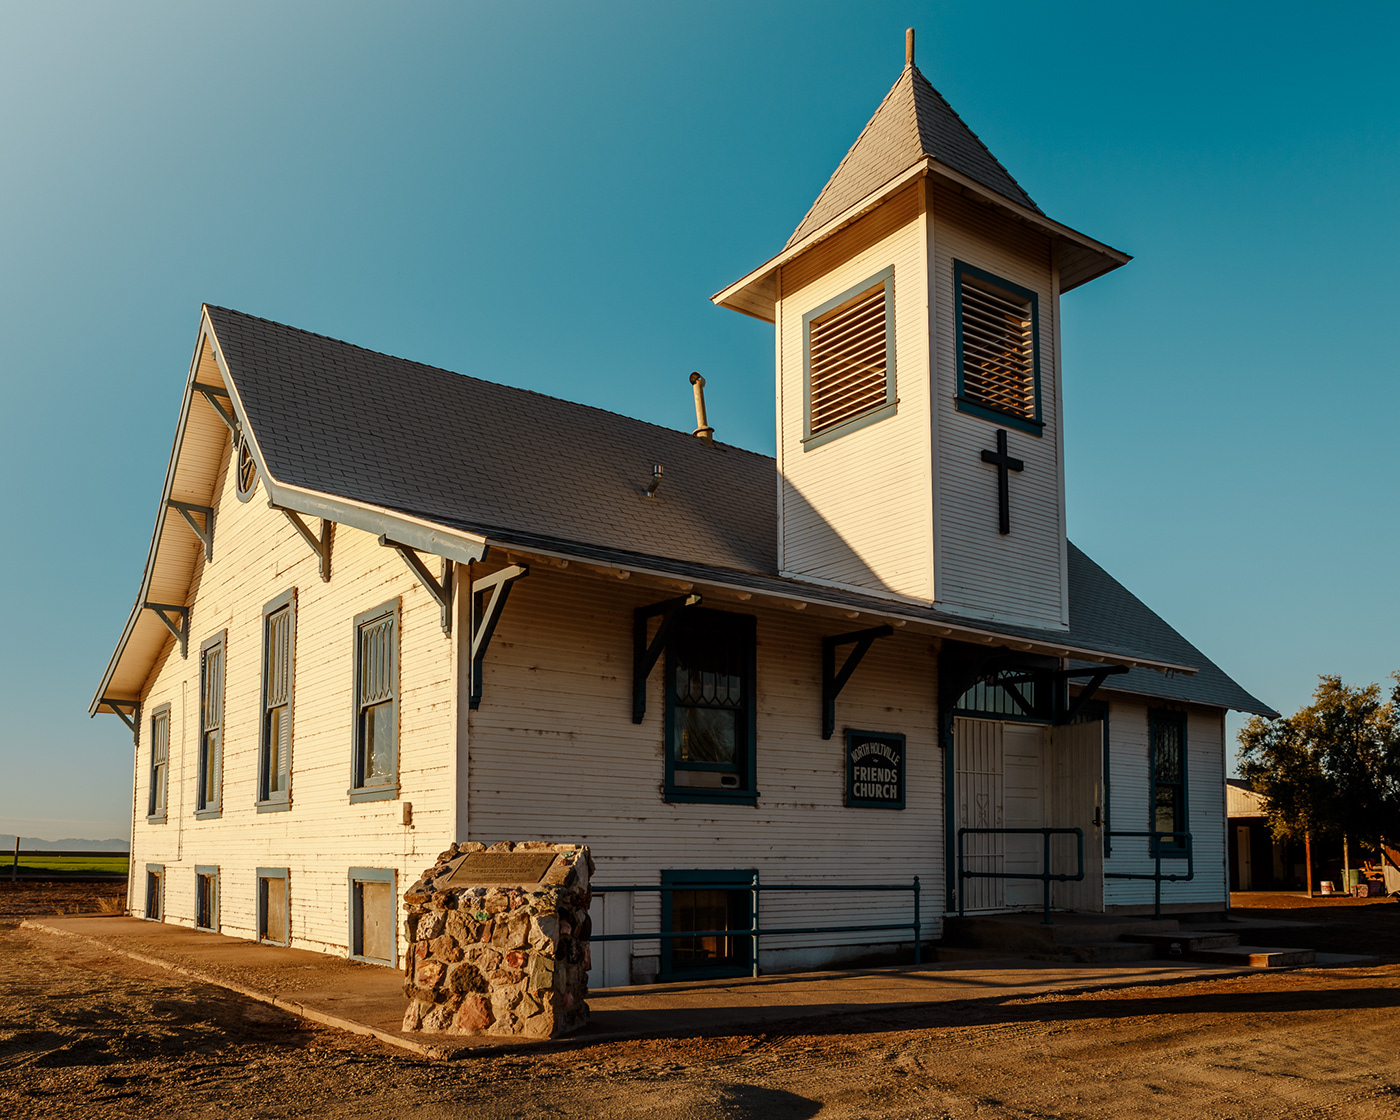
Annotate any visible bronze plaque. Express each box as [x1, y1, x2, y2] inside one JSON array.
[[442, 851, 558, 886]]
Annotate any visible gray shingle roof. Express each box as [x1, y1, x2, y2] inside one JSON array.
[[207, 306, 1272, 716], [787, 65, 1040, 248]]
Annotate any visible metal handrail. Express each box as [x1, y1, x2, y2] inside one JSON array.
[[956, 827, 1084, 925], [1104, 830, 1194, 920], [590, 875, 922, 979]]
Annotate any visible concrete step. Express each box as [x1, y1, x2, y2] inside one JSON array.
[[1122, 932, 1241, 958], [1029, 941, 1156, 964], [1191, 945, 1316, 968]]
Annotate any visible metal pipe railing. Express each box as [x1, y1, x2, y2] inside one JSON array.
[[956, 827, 1084, 925], [1104, 830, 1194, 920], [590, 874, 922, 979]]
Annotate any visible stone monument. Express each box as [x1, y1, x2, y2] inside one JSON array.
[[400, 840, 592, 1038]]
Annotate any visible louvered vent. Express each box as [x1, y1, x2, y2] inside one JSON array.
[[959, 275, 1036, 421], [808, 282, 889, 434]]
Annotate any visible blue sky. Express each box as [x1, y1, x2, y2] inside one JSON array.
[[2, 2, 1396, 840]]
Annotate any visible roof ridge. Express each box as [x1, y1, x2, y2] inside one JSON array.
[[908, 66, 1040, 215], [202, 304, 772, 462]]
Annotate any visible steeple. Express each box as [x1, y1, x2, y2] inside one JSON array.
[[788, 50, 1040, 249]]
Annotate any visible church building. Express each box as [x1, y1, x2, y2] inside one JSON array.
[[92, 36, 1271, 985]]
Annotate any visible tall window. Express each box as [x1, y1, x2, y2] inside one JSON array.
[[802, 266, 896, 447], [351, 600, 398, 802], [196, 632, 225, 817], [1150, 710, 1188, 855], [664, 608, 757, 803], [954, 261, 1041, 435], [147, 704, 170, 822], [259, 591, 295, 810]]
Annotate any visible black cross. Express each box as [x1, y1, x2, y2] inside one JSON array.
[[979, 429, 1024, 535]]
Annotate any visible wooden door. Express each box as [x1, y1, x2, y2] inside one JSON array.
[[954, 717, 1004, 912], [1048, 720, 1105, 912]]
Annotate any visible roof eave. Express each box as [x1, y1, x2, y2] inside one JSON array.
[[712, 158, 1132, 319]]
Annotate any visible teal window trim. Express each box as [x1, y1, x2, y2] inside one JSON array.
[[659, 869, 755, 981], [953, 260, 1043, 437], [144, 863, 164, 921], [146, 702, 171, 824], [194, 865, 219, 932], [347, 867, 398, 967], [663, 608, 759, 806], [801, 265, 898, 451], [257, 588, 296, 812], [256, 866, 291, 946], [195, 630, 226, 819], [349, 599, 400, 804], [1148, 708, 1189, 858]]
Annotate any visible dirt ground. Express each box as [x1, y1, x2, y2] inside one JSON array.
[[3, 886, 1400, 1119]]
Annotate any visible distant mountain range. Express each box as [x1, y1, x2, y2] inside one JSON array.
[[1, 835, 130, 852]]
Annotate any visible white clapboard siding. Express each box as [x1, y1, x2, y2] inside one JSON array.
[[929, 181, 1067, 629], [776, 183, 935, 603], [465, 565, 942, 973], [1102, 698, 1227, 908], [129, 440, 456, 963]]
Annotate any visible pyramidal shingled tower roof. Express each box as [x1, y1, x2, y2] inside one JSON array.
[[787, 63, 1040, 248]]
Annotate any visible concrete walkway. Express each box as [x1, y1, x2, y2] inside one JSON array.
[[23, 915, 1263, 1059]]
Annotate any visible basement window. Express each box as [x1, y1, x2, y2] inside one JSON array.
[[259, 590, 296, 811], [195, 866, 219, 932], [954, 261, 1042, 436], [802, 266, 896, 448], [196, 632, 225, 819], [147, 704, 170, 823], [258, 868, 290, 945], [660, 869, 754, 980], [664, 608, 758, 805], [348, 868, 397, 966], [350, 600, 399, 803], [144, 864, 164, 921]]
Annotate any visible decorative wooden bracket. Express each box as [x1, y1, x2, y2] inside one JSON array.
[[632, 594, 702, 723], [101, 698, 141, 742], [1055, 666, 1128, 725], [821, 625, 894, 739], [193, 383, 237, 437], [278, 507, 333, 581], [469, 564, 529, 709], [380, 536, 453, 631], [167, 500, 215, 560], [144, 602, 189, 659]]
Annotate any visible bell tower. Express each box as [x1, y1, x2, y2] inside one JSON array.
[[713, 31, 1129, 630]]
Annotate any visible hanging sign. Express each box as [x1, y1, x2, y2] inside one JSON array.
[[845, 729, 905, 809]]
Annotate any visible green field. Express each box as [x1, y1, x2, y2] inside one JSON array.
[[11, 855, 129, 875]]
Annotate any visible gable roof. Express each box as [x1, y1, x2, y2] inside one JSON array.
[[787, 64, 1039, 248], [92, 306, 1274, 719]]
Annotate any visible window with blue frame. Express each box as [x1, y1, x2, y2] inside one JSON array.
[[1150, 710, 1188, 855], [259, 590, 295, 810], [954, 261, 1042, 436], [351, 600, 399, 803], [664, 608, 757, 804], [661, 869, 754, 980], [147, 704, 170, 823], [196, 632, 225, 818]]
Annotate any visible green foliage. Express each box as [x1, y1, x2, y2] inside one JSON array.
[[1238, 674, 1400, 844]]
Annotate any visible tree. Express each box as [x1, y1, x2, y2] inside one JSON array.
[[1238, 674, 1400, 893]]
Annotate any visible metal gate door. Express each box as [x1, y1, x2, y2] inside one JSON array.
[[954, 717, 1004, 912]]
